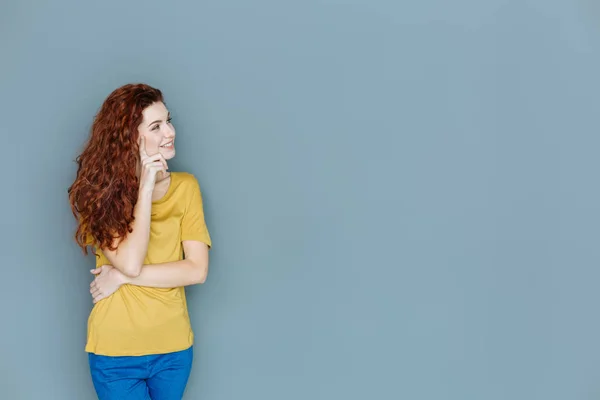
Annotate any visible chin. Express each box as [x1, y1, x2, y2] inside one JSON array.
[[160, 148, 176, 160]]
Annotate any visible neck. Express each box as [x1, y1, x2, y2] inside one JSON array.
[[156, 170, 171, 182]]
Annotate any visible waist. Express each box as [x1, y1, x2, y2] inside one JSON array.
[[86, 285, 193, 356]]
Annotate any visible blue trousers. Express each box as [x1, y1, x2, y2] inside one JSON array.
[[88, 346, 193, 400]]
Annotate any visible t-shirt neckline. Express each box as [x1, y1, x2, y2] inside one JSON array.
[[152, 172, 176, 205]]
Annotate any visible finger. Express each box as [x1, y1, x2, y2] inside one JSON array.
[[146, 164, 167, 177], [155, 153, 168, 170], [91, 287, 101, 296], [90, 268, 101, 274], [94, 292, 106, 303], [139, 135, 148, 157], [142, 160, 167, 174], [143, 153, 167, 166], [149, 163, 167, 173], [157, 153, 168, 170], [146, 159, 166, 168]]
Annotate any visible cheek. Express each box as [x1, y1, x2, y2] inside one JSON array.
[[142, 132, 162, 152]]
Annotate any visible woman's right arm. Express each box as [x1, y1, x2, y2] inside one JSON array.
[[101, 188, 154, 277], [100, 136, 167, 277]]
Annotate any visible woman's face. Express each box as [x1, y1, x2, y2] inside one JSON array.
[[137, 101, 176, 160]]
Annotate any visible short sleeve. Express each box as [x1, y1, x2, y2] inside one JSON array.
[[181, 176, 212, 248]]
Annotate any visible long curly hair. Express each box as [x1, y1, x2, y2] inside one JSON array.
[[68, 83, 164, 254]]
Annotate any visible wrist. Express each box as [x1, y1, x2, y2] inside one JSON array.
[[112, 268, 131, 285], [122, 271, 134, 285], [137, 185, 154, 199]]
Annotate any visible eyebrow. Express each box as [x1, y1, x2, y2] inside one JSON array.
[[148, 113, 171, 127]]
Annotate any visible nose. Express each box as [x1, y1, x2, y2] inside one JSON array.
[[164, 123, 175, 138]]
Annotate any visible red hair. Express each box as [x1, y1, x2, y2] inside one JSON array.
[[68, 83, 164, 254]]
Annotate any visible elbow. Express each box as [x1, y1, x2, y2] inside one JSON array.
[[102, 250, 143, 277], [122, 262, 142, 278], [192, 264, 208, 285], [124, 269, 141, 278], [193, 271, 207, 285]]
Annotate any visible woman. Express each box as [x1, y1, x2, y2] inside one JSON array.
[[68, 83, 212, 400]]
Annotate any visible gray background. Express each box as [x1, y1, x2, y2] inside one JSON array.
[[2, 0, 600, 399]]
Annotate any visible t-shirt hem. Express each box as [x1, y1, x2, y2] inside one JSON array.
[[85, 342, 194, 357], [181, 234, 212, 248]]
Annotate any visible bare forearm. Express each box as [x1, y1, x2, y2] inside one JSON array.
[[123, 259, 207, 288], [105, 189, 153, 276]]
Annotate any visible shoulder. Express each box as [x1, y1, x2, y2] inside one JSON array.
[[173, 171, 199, 185], [172, 171, 203, 196]]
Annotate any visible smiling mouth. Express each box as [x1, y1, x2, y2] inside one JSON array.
[[160, 141, 174, 148]]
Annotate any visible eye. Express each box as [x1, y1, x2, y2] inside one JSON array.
[[167, 117, 172, 124], [152, 124, 160, 131]]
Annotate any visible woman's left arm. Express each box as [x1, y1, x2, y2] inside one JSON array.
[[127, 240, 209, 287], [90, 240, 209, 303]]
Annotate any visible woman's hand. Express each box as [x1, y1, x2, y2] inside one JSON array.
[[90, 265, 128, 303], [138, 135, 168, 192]]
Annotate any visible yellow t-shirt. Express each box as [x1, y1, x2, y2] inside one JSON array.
[[85, 171, 212, 356]]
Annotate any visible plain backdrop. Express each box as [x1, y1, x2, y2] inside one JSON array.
[[2, 0, 600, 399]]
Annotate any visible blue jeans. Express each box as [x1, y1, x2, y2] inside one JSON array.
[[88, 347, 193, 400]]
